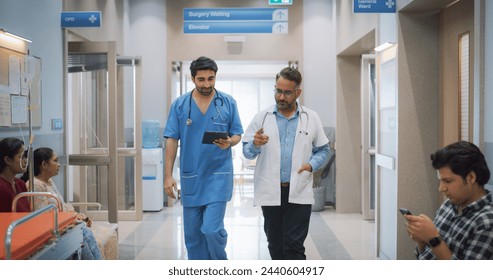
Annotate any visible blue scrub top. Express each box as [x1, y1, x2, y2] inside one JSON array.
[[163, 90, 243, 207]]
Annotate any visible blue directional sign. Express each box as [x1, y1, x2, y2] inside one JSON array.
[[269, 0, 293, 5], [184, 22, 288, 34], [184, 8, 288, 21], [61, 11, 102, 28], [353, 0, 396, 13], [184, 8, 288, 34]]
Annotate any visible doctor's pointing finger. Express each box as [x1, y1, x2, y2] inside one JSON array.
[[254, 128, 269, 147]]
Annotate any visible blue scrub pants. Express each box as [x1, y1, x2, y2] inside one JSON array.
[[183, 202, 228, 260]]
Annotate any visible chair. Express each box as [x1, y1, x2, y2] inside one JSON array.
[[232, 155, 255, 198], [12, 192, 62, 213]]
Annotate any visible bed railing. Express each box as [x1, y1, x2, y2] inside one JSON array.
[[3, 204, 59, 260]]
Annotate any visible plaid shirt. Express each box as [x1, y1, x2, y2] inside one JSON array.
[[417, 190, 493, 260]]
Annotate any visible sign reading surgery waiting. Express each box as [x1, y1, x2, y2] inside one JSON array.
[[353, 0, 396, 13], [184, 8, 288, 34]]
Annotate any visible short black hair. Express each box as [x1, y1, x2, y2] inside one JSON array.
[[189, 56, 218, 78], [431, 141, 490, 185], [276, 67, 302, 88]]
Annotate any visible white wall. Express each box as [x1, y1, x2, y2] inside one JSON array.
[[334, 0, 378, 215], [0, 0, 64, 137], [378, 13, 397, 46], [485, 1, 493, 143], [335, 0, 378, 55], [127, 0, 167, 125], [484, 0, 493, 189], [303, 0, 336, 127], [63, 0, 125, 53], [61, 0, 337, 131], [0, 0, 65, 190]]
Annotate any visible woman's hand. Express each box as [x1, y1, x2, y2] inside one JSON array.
[[76, 212, 92, 227]]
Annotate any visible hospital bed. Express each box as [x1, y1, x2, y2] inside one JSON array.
[[0, 193, 83, 260]]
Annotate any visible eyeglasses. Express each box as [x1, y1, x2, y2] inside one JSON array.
[[274, 87, 298, 97]]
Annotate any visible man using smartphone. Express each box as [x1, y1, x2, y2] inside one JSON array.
[[405, 141, 493, 259]]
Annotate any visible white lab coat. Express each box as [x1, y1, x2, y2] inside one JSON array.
[[243, 105, 329, 206]]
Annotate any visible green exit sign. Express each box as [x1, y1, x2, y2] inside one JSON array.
[[269, 0, 293, 5]]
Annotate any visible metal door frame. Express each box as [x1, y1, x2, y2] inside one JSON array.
[[64, 41, 142, 222], [361, 54, 376, 220]]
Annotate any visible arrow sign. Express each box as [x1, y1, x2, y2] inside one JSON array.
[[184, 8, 288, 34]]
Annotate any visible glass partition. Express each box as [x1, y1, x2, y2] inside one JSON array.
[[66, 42, 142, 222]]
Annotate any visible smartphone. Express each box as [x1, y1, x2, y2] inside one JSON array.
[[399, 208, 412, 216]]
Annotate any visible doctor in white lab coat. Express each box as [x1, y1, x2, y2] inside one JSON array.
[[243, 67, 329, 260]]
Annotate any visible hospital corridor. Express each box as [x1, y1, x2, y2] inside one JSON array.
[[2, 0, 493, 269], [117, 182, 376, 260]]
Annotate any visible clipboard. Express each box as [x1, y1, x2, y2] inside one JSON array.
[[202, 131, 228, 144]]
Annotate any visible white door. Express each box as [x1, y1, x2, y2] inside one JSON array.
[[361, 54, 376, 220], [375, 44, 398, 260]]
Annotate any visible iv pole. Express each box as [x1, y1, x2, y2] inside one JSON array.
[[26, 51, 35, 211]]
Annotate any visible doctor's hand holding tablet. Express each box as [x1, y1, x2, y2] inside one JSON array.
[[202, 131, 231, 150]]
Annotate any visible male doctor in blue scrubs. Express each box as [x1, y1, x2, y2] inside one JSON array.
[[163, 56, 243, 260]]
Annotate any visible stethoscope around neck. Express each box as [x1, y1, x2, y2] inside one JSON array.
[[261, 105, 309, 135], [186, 89, 225, 126]]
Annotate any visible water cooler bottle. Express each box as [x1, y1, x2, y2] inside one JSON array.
[[142, 120, 164, 211]]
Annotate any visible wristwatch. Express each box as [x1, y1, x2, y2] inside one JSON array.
[[427, 236, 442, 247]]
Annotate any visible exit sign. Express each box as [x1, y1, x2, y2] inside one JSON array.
[[269, 0, 293, 5]]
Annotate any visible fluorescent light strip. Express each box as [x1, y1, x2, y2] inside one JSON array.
[[5, 31, 32, 43], [374, 42, 395, 52]]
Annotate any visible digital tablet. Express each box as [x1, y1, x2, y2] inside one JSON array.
[[202, 131, 228, 144]]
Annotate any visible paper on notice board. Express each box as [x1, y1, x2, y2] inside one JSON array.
[[9, 55, 21, 95], [0, 94, 11, 126], [11, 95, 27, 124]]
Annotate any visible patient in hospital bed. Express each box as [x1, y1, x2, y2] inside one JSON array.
[[22, 147, 102, 260]]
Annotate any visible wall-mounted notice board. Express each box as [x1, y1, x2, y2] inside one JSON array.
[[0, 43, 41, 128]]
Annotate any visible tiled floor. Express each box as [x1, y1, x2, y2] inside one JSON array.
[[117, 183, 377, 260]]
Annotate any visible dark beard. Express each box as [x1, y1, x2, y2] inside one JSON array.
[[196, 87, 213, 96]]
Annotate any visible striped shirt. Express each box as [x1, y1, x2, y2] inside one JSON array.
[[417, 190, 493, 260]]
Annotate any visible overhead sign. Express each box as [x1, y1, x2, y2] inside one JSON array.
[[185, 22, 288, 34], [353, 0, 396, 13], [61, 11, 102, 28], [184, 8, 288, 34], [269, 0, 293, 5]]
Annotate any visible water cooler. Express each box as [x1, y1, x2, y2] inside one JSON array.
[[142, 120, 164, 211]]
